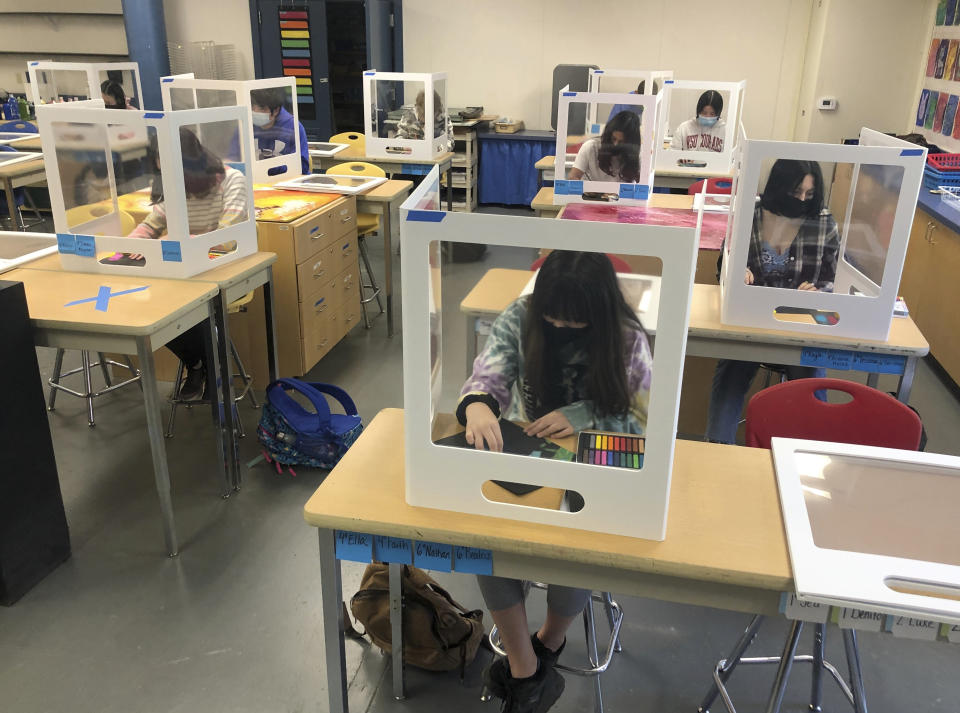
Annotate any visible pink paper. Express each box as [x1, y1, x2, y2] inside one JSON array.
[[560, 203, 726, 250]]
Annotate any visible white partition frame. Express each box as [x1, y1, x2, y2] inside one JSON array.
[[27, 61, 143, 108], [400, 167, 699, 541], [554, 87, 661, 206], [362, 70, 448, 161], [587, 68, 673, 128], [772, 437, 960, 625], [159, 75, 301, 183], [38, 103, 256, 279], [719, 128, 925, 341], [654, 79, 745, 175]]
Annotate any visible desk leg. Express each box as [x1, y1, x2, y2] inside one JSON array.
[[698, 614, 763, 713], [842, 629, 869, 713], [764, 619, 803, 713], [389, 562, 406, 699], [465, 315, 479, 377], [264, 267, 280, 383], [3, 177, 22, 230], [212, 296, 239, 491], [202, 305, 233, 498], [446, 167, 453, 211], [381, 205, 395, 337], [318, 528, 349, 713], [810, 623, 825, 713], [136, 337, 180, 556], [896, 357, 917, 403]]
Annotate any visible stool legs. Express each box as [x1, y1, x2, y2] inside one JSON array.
[[583, 598, 604, 713], [81, 350, 95, 426], [357, 233, 384, 329], [810, 624, 826, 712], [47, 348, 65, 412], [47, 349, 140, 427]]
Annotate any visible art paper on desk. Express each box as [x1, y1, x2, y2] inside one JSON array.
[[252, 185, 340, 222], [560, 203, 727, 250]]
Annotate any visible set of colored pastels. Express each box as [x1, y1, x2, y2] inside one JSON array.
[[576, 431, 645, 469]]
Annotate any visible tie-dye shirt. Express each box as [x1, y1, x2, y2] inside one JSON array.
[[459, 296, 653, 434]]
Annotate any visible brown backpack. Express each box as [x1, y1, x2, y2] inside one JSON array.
[[349, 563, 485, 675]]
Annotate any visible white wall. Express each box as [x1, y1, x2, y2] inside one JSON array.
[[402, 0, 813, 139], [793, 0, 937, 143], [162, 0, 256, 80]]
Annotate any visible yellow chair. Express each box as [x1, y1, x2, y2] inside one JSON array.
[[65, 205, 137, 235], [325, 162, 385, 328], [329, 131, 366, 151]]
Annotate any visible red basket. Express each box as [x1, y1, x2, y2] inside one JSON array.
[[927, 153, 960, 171]]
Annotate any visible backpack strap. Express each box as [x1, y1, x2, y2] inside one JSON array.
[[308, 382, 360, 417], [265, 378, 333, 432]]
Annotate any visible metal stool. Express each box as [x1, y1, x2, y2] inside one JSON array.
[[699, 615, 867, 713], [481, 585, 624, 713], [47, 350, 142, 427], [357, 232, 384, 329], [165, 337, 259, 438]]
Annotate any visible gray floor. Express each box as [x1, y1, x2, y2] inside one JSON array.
[[3, 207, 960, 713]]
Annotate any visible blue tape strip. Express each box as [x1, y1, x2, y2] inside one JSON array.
[[568, 179, 583, 194], [160, 240, 182, 262], [619, 183, 648, 199], [562, 91, 576, 97], [554, 179, 570, 195], [414, 541, 452, 572], [851, 352, 907, 374], [161, 77, 174, 83], [374, 536, 413, 565], [453, 547, 493, 575], [314, 297, 325, 308], [364, 71, 376, 76], [593, 70, 604, 74], [30, 61, 38, 66], [900, 148, 923, 156], [94, 285, 112, 312], [636, 184, 650, 200], [56, 233, 77, 255], [335, 530, 373, 563], [143, 112, 164, 119], [801, 347, 852, 370], [75, 235, 95, 258], [65, 285, 149, 312], [665, 79, 675, 84], [591, 123, 601, 134], [406, 209, 445, 222]]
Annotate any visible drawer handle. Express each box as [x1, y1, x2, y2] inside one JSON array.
[[316, 304, 328, 313], [311, 232, 327, 240], [316, 339, 329, 350], [928, 224, 938, 245], [340, 216, 352, 223], [312, 269, 326, 278], [345, 315, 355, 324]]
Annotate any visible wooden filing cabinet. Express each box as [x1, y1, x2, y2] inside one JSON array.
[[255, 196, 361, 377]]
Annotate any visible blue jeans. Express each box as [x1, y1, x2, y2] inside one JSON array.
[[705, 360, 826, 444]]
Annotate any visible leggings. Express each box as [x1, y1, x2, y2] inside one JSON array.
[[477, 575, 591, 618]]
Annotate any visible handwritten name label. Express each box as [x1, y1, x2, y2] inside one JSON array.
[[888, 615, 939, 641], [801, 347, 852, 370], [780, 593, 830, 623], [942, 623, 960, 644], [414, 541, 452, 572], [374, 536, 412, 565], [453, 546, 493, 575], [334, 530, 373, 563], [838, 607, 885, 632]]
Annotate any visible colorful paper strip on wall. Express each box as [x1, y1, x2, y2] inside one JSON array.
[[278, 8, 315, 120]]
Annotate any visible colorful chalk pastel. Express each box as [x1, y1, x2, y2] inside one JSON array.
[[576, 431, 646, 470]]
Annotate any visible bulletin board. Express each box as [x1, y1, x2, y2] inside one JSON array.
[[914, 2, 960, 152]]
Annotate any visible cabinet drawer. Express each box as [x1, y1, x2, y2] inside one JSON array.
[[334, 233, 359, 275], [292, 196, 357, 263], [296, 244, 338, 300], [301, 318, 338, 369], [299, 276, 340, 338]]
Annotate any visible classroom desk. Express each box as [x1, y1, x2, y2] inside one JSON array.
[[9, 135, 42, 152], [535, 154, 734, 190], [310, 147, 454, 211], [4, 267, 224, 555], [303, 408, 790, 713], [460, 269, 929, 403], [0, 154, 46, 230]]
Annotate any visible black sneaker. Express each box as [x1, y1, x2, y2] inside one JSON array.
[[531, 634, 565, 669], [484, 634, 566, 699], [178, 364, 206, 401], [498, 663, 564, 713]]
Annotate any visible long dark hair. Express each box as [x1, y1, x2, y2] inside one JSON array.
[[761, 159, 825, 219], [148, 127, 226, 204], [100, 79, 126, 108], [523, 251, 643, 418], [697, 90, 723, 117], [598, 110, 642, 182]]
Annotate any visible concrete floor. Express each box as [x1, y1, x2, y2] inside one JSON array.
[[3, 207, 960, 713]]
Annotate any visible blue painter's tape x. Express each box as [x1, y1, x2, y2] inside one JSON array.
[[406, 209, 445, 222], [65, 285, 149, 312]]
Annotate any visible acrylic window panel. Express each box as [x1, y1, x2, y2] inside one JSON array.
[[0, 231, 58, 274], [0, 132, 35, 146], [273, 173, 386, 195], [401, 166, 698, 540], [308, 141, 349, 157], [27, 62, 143, 110], [363, 71, 449, 160], [772, 437, 960, 625], [554, 88, 660, 206], [97, 68, 142, 109], [38, 103, 256, 278], [0, 151, 40, 170], [587, 69, 673, 127], [654, 80, 744, 175], [719, 129, 925, 341]]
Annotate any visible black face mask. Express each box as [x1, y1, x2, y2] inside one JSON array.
[[762, 193, 812, 219], [543, 322, 588, 349]]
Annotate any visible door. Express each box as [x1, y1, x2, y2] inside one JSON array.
[[255, 0, 333, 140], [365, 0, 394, 71]]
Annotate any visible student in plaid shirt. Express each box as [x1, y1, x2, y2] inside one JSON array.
[[706, 159, 838, 443]]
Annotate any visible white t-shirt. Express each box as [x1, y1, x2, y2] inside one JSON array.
[[671, 118, 726, 152], [571, 138, 620, 182]]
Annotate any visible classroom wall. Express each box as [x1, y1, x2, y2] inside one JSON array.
[[793, 0, 938, 144], [402, 0, 813, 140], [162, 0, 256, 80]]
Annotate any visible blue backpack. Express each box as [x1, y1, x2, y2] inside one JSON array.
[[257, 378, 363, 472]]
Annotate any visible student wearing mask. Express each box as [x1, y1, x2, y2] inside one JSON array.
[[567, 110, 642, 183], [100, 80, 129, 109], [671, 90, 726, 152], [249, 87, 310, 175]]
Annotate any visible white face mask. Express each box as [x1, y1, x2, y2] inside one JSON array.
[[251, 111, 272, 127]]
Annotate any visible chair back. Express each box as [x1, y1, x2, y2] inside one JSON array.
[[745, 378, 922, 450], [0, 120, 37, 133], [530, 253, 633, 274], [687, 177, 733, 196], [64, 205, 137, 235], [329, 131, 365, 150], [326, 161, 386, 179]]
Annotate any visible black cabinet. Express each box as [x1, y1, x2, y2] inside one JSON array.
[[0, 280, 70, 605]]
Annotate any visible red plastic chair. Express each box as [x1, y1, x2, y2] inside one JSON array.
[[687, 177, 733, 195], [530, 253, 633, 274], [744, 377, 922, 450]]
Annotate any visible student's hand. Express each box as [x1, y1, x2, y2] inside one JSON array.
[[798, 281, 818, 291], [744, 267, 754, 285], [524, 410, 574, 439], [465, 402, 503, 452]]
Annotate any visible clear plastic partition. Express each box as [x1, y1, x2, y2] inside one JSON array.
[[248, 84, 297, 161], [197, 88, 239, 109], [433, 79, 447, 139], [562, 99, 647, 184], [169, 87, 197, 111], [371, 78, 427, 139], [35, 69, 91, 103]]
